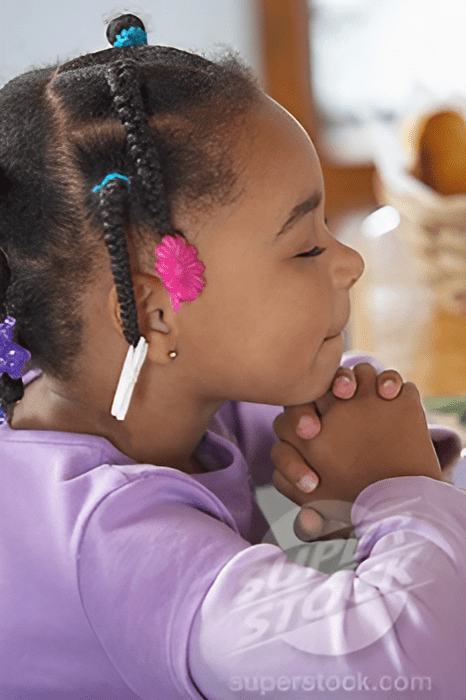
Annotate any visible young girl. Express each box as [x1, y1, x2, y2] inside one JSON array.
[[1, 14, 465, 700]]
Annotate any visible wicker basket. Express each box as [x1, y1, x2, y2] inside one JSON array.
[[370, 120, 466, 317]]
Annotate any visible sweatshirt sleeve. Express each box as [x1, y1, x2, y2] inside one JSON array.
[[77, 468, 466, 700], [188, 476, 466, 700]]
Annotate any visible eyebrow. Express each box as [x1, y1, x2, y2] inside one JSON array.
[[275, 191, 323, 238]]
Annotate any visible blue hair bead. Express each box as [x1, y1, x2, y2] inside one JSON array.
[[114, 26, 147, 48], [93, 173, 130, 193]]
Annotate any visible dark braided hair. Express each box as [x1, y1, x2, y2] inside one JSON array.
[[97, 177, 140, 347], [0, 14, 259, 422], [106, 58, 172, 234]]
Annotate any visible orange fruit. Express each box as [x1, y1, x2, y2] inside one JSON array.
[[415, 111, 466, 195]]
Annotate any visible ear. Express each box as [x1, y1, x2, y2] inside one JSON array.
[[108, 272, 179, 365]]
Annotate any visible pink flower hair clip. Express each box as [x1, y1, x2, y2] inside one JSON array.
[[155, 233, 206, 313]]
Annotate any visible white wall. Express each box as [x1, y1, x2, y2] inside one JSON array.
[[0, 0, 259, 87], [312, 0, 466, 122]]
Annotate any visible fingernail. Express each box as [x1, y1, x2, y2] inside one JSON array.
[[382, 379, 398, 398], [297, 475, 319, 493], [333, 375, 354, 398], [296, 416, 320, 439]]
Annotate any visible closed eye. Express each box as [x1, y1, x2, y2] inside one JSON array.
[[296, 216, 329, 257], [296, 246, 326, 258]]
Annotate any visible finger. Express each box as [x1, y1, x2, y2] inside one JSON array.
[[274, 404, 321, 441], [293, 507, 326, 541], [294, 508, 355, 542], [332, 367, 357, 400], [313, 361, 377, 416], [348, 362, 379, 397], [272, 467, 311, 508], [293, 504, 355, 542], [376, 370, 403, 400], [270, 440, 319, 501], [296, 408, 321, 440]]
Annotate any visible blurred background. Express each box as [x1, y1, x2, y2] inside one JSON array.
[[3, 0, 466, 425]]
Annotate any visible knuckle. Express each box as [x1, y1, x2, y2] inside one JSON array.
[[395, 381, 423, 407], [354, 362, 376, 371], [352, 362, 377, 382], [403, 381, 421, 397], [379, 369, 403, 382]]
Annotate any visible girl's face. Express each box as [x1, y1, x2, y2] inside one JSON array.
[[174, 95, 365, 408]]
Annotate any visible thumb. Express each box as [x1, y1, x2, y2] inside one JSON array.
[[293, 507, 326, 541]]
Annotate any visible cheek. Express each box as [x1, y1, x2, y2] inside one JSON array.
[[191, 260, 330, 360], [254, 272, 328, 348]]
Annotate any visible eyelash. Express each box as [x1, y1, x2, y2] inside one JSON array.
[[296, 246, 326, 258], [294, 217, 329, 258]]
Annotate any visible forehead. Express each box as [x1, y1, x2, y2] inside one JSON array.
[[234, 97, 324, 218], [245, 97, 320, 166], [180, 97, 324, 250]]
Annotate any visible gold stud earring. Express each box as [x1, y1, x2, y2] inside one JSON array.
[[168, 350, 177, 359]]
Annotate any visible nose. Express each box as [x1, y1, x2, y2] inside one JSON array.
[[332, 238, 365, 290]]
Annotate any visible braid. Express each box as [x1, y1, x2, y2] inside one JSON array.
[[93, 59, 179, 349], [97, 178, 140, 346], [106, 60, 174, 237]]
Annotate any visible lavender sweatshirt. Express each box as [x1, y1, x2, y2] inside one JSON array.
[[1, 353, 466, 700]]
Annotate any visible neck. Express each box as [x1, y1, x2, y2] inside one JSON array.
[[9, 370, 225, 474]]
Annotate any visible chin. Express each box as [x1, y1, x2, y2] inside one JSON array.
[[270, 339, 344, 407], [284, 378, 334, 408]]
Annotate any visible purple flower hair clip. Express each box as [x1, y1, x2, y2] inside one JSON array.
[[0, 316, 31, 379], [155, 234, 206, 313]]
